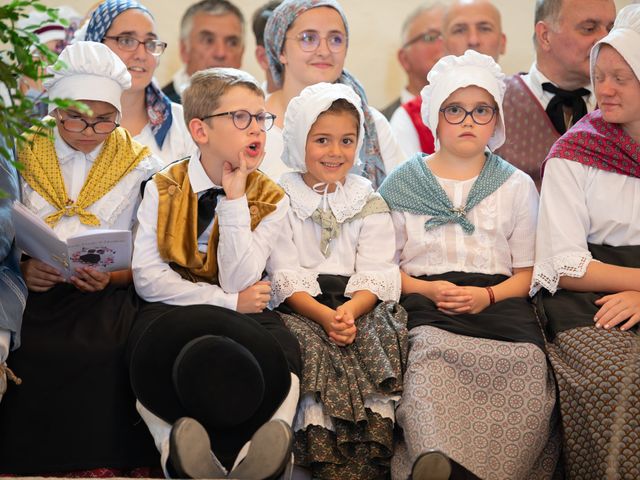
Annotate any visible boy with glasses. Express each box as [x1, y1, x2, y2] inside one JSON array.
[[130, 67, 301, 479]]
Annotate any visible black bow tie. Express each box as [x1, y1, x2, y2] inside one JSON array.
[[542, 82, 590, 135], [197, 187, 225, 238]]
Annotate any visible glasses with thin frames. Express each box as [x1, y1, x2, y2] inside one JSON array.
[[287, 30, 346, 53], [57, 115, 120, 134], [439, 105, 497, 125], [402, 30, 441, 48], [103, 35, 167, 56], [200, 110, 276, 132]]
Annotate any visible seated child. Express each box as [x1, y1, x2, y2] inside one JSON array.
[[379, 50, 559, 480], [0, 42, 161, 475], [130, 67, 301, 480], [269, 82, 408, 479]]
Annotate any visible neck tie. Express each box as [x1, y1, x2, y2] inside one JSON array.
[[197, 188, 224, 238], [542, 82, 590, 135]]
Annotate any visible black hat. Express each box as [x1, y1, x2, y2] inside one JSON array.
[[129, 304, 291, 433]]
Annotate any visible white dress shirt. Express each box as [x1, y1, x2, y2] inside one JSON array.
[[392, 160, 539, 278], [21, 128, 162, 241], [390, 105, 422, 159], [269, 173, 400, 307], [531, 158, 640, 295], [260, 107, 407, 182], [134, 102, 196, 167], [132, 151, 290, 309]]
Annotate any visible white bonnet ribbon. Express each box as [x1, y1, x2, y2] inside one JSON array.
[[312, 181, 347, 212]]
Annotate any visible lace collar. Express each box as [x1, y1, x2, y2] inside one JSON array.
[[280, 172, 373, 223]]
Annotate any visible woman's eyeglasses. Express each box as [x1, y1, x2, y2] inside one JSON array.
[[103, 35, 167, 56], [287, 30, 346, 53], [200, 110, 277, 132]]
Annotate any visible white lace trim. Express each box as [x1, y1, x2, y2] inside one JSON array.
[[292, 393, 399, 432], [279, 173, 373, 222], [345, 268, 401, 302], [530, 252, 593, 296], [270, 269, 321, 308]]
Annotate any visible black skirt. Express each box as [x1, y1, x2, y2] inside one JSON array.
[[401, 271, 545, 350], [0, 283, 158, 475], [535, 244, 640, 339]]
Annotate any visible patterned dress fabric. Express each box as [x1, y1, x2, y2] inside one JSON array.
[[535, 244, 640, 480], [546, 327, 639, 480], [392, 326, 560, 480], [496, 74, 560, 189], [279, 277, 408, 479], [379, 152, 515, 235], [543, 109, 640, 178]]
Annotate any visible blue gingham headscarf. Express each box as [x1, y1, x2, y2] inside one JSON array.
[[264, 0, 387, 189], [85, 0, 173, 149]]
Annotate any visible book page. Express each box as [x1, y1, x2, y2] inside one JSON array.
[[11, 201, 70, 276], [66, 230, 132, 274]]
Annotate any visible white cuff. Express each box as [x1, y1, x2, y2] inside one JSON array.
[[345, 268, 401, 302], [270, 270, 321, 308], [530, 252, 593, 296]]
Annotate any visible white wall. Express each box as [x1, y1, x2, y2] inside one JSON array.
[[44, 0, 633, 109]]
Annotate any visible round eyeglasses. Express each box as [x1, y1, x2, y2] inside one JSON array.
[[57, 116, 119, 134], [439, 105, 497, 125], [287, 30, 346, 53], [103, 35, 167, 56], [402, 30, 442, 49], [200, 110, 276, 132]]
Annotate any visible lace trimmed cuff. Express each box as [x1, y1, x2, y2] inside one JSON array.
[[270, 269, 321, 308], [529, 252, 593, 296], [345, 268, 401, 302]]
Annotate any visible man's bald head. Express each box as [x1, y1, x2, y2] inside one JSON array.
[[442, 0, 506, 61]]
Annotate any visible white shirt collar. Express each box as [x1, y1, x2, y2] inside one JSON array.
[[172, 67, 191, 97], [187, 149, 222, 194], [400, 87, 415, 104], [280, 172, 373, 223], [53, 126, 104, 165], [524, 62, 597, 111]]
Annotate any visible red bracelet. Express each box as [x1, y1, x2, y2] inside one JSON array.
[[485, 286, 495, 305]]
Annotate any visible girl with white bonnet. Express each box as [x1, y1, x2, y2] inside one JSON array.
[[379, 50, 559, 479], [531, 5, 640, 478], [269, 82, 407, 478], [0, 42, 161, 475]]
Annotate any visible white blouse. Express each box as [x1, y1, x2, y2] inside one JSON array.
[[269, 173, 401, 307], [134, 102, 196, 167], [21, 128, 162, 242], [393, 163, 539, 278], [531, 157, 640, 295], [133, 152, 290, 310], [260, 107, 407, 182]]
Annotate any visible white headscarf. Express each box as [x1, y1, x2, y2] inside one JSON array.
[[281, 82, 365, 173], [421, 49, 506, 150], [44, 41, 131, 114], [590, 4, 640, 83]]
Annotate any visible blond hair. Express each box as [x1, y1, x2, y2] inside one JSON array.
[[182, 67, 264, 125]]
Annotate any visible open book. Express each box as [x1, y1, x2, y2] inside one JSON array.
[[11, 201, 132, 280]]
